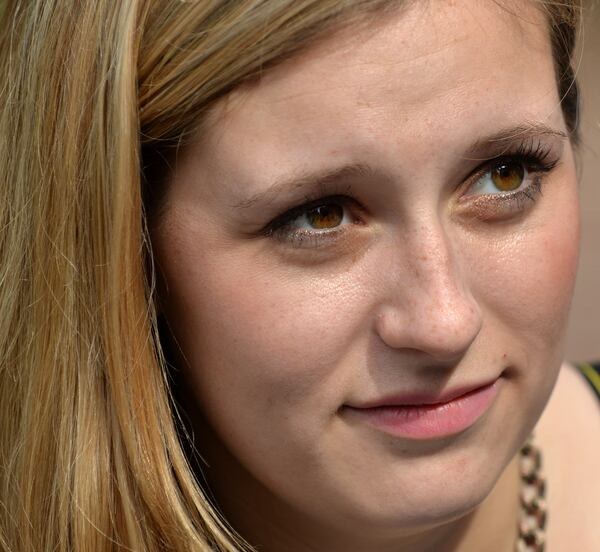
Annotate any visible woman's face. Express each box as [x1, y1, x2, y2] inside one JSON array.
[[153, 0, 579, 546]]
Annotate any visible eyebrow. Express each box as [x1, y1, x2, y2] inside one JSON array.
[[233, 123, 568, 210], [463, 123, 568, 160], [232, 163, 376, 210]]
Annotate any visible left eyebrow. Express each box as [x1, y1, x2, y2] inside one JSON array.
[[463, 123, 568, 160]]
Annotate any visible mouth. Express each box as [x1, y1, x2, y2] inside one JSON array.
[[341, 378, 502, 440]]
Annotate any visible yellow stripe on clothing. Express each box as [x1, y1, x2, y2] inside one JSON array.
[[579, 362, 600, 397]]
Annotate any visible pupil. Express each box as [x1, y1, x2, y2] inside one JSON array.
[[491, 162, 524, 191], [307, 203, 344, 229]]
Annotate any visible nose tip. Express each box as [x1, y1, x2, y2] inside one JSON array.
[[374, 269, 483, 362], [419, 295, 482, 362], [375, 295, 482, 362]]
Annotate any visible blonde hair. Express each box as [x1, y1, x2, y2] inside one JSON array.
[[0, 1, 582, 550]]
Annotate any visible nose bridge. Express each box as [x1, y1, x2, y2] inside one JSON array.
[[410, 224, 465, 306], [376, 220, 482, 361]]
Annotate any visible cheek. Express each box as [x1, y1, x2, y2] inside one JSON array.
[[157, 240, 369, 429], [473, 179, 580, 352]]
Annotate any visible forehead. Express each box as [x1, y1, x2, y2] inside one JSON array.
[[254, 2, 547, 99], [185, 0, 559, 188]]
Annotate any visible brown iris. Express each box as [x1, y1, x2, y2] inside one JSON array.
[[491, 162, 525, 192], [306, 203, 344, 229]]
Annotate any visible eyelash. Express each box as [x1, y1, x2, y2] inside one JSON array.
[[263, 183, 357, 248], [456, 141, 559, 214], [263, 142, 560, 248]]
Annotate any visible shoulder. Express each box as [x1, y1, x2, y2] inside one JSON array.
[[534, 361, 600, 551], [547, 361, 600, 421], [576, 361, 600, 401]]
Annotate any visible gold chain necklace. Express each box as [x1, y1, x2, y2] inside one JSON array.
[[516, 434, 547, 551]]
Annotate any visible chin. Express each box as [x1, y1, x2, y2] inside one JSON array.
[[356, 435, 518, 532], [370, 481, 493, 530]]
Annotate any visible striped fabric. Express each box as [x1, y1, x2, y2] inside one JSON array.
[[577, 361, 600, 401]]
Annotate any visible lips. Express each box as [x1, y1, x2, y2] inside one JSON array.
[[342, 378, 502, 440], [347, 378, 500, 409]]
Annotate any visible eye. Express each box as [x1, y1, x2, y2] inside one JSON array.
[[456, 143, 562, 220], [263, 195, 361, 248], [467, 159, 529, 196], [292, 201, 346, 230]]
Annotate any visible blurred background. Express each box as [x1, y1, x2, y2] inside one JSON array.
[[565, 4, 600, 361]]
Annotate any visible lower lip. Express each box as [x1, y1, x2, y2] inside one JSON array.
[[344, 379, 501, 440]]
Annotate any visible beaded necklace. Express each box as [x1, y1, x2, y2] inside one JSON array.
[[516, 434, 547, 552]]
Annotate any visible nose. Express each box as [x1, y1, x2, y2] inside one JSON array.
[[374, 223, 482, 363]]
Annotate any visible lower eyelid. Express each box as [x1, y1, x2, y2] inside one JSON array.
[[270, 224, 349, 249], [455, 175, 545, 220], [273, 208, 371, 250]]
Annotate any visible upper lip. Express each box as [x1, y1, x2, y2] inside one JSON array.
[[345, 377, 499, 409]]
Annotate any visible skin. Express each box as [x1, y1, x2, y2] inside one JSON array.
[[152, 1, 587, 550]]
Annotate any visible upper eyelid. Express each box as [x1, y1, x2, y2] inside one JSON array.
[[460, 134, 559, 171], [264, 191, 356, 233], [471, 140, 555, 167], [461, 146, 560, 187]]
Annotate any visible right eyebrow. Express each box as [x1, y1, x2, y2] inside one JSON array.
[[231, 163, 377, 211]]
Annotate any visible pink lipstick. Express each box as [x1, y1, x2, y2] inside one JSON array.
[[344, 378, 501, 440]]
